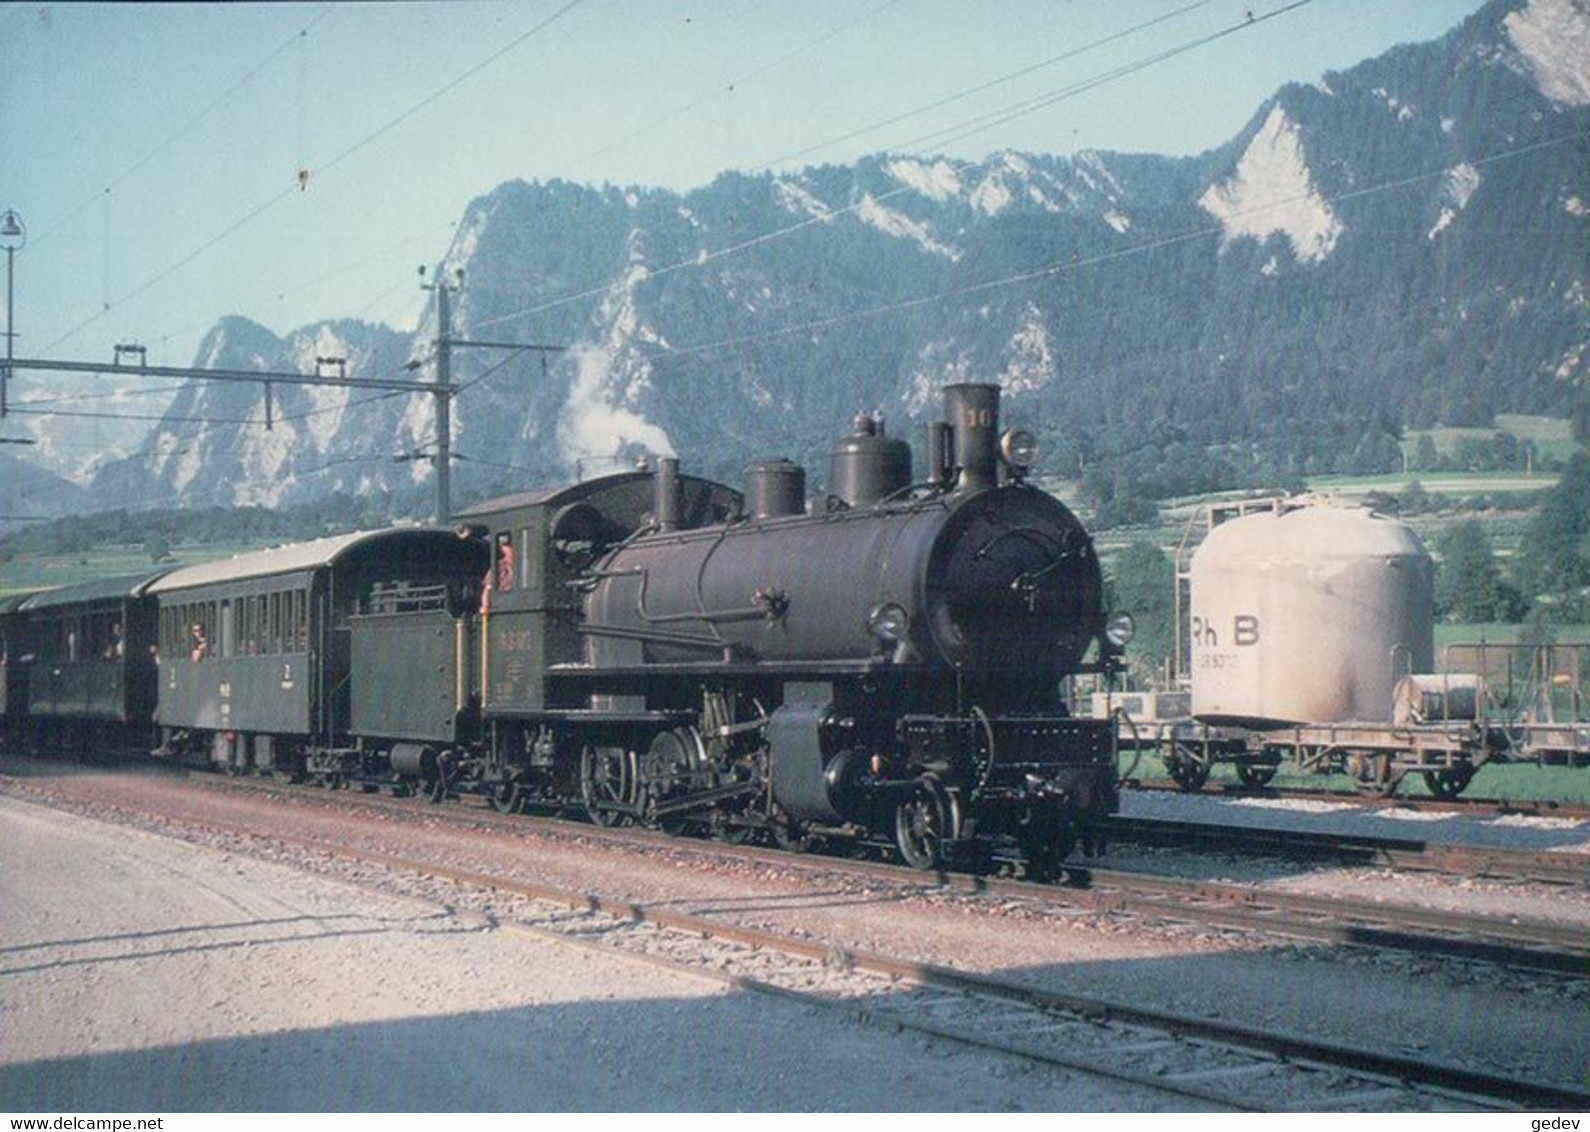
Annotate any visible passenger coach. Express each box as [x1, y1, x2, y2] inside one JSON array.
[[149, 528, 486, 774], [18, 572, 167, 754]]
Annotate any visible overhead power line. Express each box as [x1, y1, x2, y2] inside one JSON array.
[[640, 130, 1585, 364], [900, 0, 1314, 155], [578, 0, 903, 168], [29, 7, 337, 251], [41, 0, 588, 357], [475, 2, 1293, 334], [754, 0, 1212, 171]]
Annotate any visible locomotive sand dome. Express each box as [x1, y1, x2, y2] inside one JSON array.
[[1189, 501, 1433, 728]]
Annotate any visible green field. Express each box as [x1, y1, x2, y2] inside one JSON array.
[[0, 541, 279, 599], [1405, 414, 1581, 467], [1304, 469, 1557, 496], [1172, 758, 1590, 805]]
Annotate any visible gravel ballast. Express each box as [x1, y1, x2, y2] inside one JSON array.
[[0, 793, 1187, 1112], [3, 762, 1587, 1106]]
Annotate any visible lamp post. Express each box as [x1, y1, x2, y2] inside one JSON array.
[[1, 209, 24, 420]]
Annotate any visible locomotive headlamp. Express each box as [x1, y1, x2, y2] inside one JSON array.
[[867, 602, 909, 643], [999, 428, 1038, 472], [1105, 612, 1136, 649]]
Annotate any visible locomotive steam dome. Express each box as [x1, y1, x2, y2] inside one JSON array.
[[1188, 502, 1433, 727]]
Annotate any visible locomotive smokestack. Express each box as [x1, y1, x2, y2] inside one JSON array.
[[944, 383, 1000, 494], [654, 456, 682, 532]]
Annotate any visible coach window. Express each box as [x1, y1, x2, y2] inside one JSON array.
[[294, 590, 308, 653], [495, 532, 516, 593]]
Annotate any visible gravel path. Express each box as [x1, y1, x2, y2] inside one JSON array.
[[0, 793, 1184, 1112], [3, 762, 1588, 1105]]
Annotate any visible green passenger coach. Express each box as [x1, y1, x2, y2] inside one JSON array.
[[148, 528, 486, 774]]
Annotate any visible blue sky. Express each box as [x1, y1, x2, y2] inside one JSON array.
[[1, 0, 1484, 396]]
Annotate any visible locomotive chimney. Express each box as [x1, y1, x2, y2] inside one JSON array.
[[943, 383, 1000, 494], [654, 456, 683, 532]]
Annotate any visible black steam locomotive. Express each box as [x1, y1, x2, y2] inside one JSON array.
[[1, 383, 1129, 874]]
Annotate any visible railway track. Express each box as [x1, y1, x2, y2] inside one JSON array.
[[1126, 778, 1590, 822], [1108, 814, 1590, 886], [7, 772, 1585, 1111], [7, 756, 1586, 978]]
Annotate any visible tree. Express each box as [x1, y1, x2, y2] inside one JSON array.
[[1512, 450, 1590, 618], [143, 531, 172, 565], [1413, 433, 1441, 472], [1435, 521, 1514, 623], [1105, 541, 1176, 685]]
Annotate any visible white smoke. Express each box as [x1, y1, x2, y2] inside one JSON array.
[[556, 342, 675, 469]]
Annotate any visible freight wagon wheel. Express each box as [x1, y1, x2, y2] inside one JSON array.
[[1346, 751, 1401, 797], [1234, 760, 1278, 789], [894, 776, 960, 871], [1164, 746, 1211, 792], [580, 745, 636, 827], [1421, 765, 1474, 800]]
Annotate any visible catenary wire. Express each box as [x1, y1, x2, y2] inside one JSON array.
[[39, 0, 587, 358], [473, 2, 1292, 332]]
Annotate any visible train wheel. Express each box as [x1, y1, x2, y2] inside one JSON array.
[[490, 778, 527, 815], [1235, 761, 1278, 789], [1165, 748, 1211, 792], [1019, 809, 1076, 882], [710, 815, 752, 844], [581, 746, 634, 827], [642, 729, 706, 835], [1347, 752, 1400, 797], [772, 818, 814, 854], [894, 776, 959, 871], [1422, 765, 1474, 799]]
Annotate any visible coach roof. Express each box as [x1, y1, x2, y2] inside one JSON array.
[[147, 527, 465, 595], [20, 571, 172, 611]]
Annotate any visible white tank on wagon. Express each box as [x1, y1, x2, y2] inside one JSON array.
[[1188, 501, 1434, 728]]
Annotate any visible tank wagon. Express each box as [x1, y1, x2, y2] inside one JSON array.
[[1190, 502, 1434, 728], [1115, 499, 1587, 797]]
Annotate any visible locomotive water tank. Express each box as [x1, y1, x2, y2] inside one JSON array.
[[1189, 501, 1433, 727]]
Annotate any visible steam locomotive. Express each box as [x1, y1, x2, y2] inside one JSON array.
[[1, 383, 1130, 874]]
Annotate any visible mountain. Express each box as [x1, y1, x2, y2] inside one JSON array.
[[78, 0, 1590, 514], [87, 315, 425, 511], [0, 449, 83, 523]]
